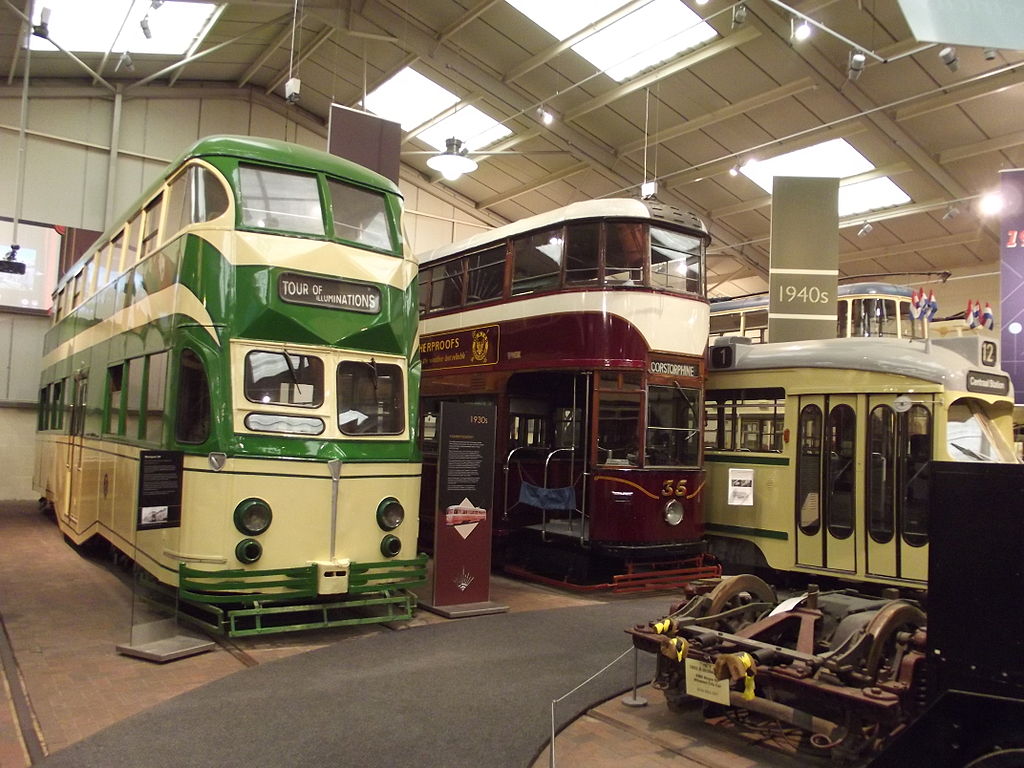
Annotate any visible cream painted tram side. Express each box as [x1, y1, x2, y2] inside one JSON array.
[[703, 335, 1018, 588]]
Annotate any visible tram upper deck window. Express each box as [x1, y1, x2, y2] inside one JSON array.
[[337, 360, 404, 435], [852, 297, 899, 338], [327, 180, 395, 252], [464, 245, 505, 304], [238, 164, 324, 236], [166, 165, 230, 237], [650, 227, 703, 295], [512, 227, 562, 295], [947, 398, 1018, 462], [646, 385, 700, 467], [605, 222, 646, 285], [418, 261, 465, 313], [565, 222, 600, 284], [244, 351, 324, 407]]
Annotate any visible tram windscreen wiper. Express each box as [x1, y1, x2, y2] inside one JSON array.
[[949, 441, 995, 462]]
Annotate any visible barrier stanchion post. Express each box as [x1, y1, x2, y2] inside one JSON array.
[[621, 645, 648, 707]]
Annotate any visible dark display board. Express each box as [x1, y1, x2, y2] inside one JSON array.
[[430, 402, 499, 610], [327, 104, 401, 185], [136, 451, 183, 530], [999, 168, 1024, 405]]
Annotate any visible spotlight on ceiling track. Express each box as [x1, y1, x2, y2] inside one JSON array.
[[729, 165, 740, 177], [939, 46, 959, 72], [792, 18, 811, 41], [140, 15, 152, 39], [984, 48, 997, 61], [732, 3, 747, 27], [857, 222, 873, 237], [33, 6, 51, 38], [538, 107, 556, 126], [848, 50, 866, 80], [116, 51, 135, 72], [942, 204, 960, 221]]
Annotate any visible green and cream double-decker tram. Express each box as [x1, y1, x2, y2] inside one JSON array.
[[33, 136, 425, 634], [703, 335, 1018, 589]]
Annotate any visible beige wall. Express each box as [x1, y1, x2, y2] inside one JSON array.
[[0, 313, 48, 500], [0, 89, 499, 500]]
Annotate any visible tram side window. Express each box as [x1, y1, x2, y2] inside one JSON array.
[[596, 372, 642, 466], [650, 227, 703, 294], [852, 298, 899, 338], [104, 364, 125, 435], [797, 405, 823, 534], [946, 398, 1016, 462], [565, 222, 600, 284], [238, 164, 325, 236], [553, 407, 582, 449], [327, 180, 395, 252], [140, 195, 163, 260], [175, 349, 211, 444], [646, 385, 700, 467], [38, 386, 48, 431], [902, 404, 931, 547], [836, 300, 848, 337], [512, 227, 562, 295], [124, 216, 140, 266], [125, 357, 144, 439], [337, 360, 404, 435], [166, 165, 230, 237], [605, 222, 646, 285], [419, 262, 465, 312], [867, 405, 896, 543], [145, 352, 169, 443], [420, 399, 439, 455], [244, 351, 324, 407], [826, 404, 856, 539], [465, 245, 505, 305], [709, 312, 742, 337], [703, 388, 784, 451]]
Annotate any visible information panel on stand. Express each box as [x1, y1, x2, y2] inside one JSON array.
[[429, 402, 505, 615]]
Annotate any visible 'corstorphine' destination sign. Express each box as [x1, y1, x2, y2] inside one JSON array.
[[278, 272, 381, 313]]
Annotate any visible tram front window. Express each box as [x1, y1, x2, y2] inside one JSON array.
[[606, 222, 646, 284], [646, 385, 700, 467], [244, 351, 324, 407], [238, 165, 324, 235], [337, 360, 404, 435], [650, 227, 703, 295], [947, 398, 1018, 462]]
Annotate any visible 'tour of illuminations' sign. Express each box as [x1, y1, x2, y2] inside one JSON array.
[[278, 272, 381, 313], [420, 326, 499, 370]]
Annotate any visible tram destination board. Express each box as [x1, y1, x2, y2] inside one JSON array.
[[278, 271, 381, 313]]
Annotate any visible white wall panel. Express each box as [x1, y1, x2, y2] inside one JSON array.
[[140, 99, 200, 160], [0, 409, 38, 500], [249, 103, 289, 139]]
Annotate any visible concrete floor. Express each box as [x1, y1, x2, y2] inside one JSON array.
[[0, 500, 823, 767]]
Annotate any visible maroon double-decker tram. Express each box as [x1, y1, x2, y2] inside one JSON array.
[[416, 199, 721, 589]]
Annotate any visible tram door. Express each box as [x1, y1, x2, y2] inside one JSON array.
[[794, 396, 858, 573], [864, 396, 931, 582], [62, 374, 88, 527]]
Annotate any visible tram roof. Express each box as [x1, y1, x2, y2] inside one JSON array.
[[709, 282, 916, 314], [709, 336, 1003, 393], [417, 198, 707, 265]]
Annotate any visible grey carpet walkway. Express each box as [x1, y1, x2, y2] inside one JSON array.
[[37, 597, 670, 768]]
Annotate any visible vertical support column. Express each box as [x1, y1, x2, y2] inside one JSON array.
[[103, 86, 123, 231]]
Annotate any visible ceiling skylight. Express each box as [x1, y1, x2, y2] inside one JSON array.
[[505, 0, 718, 82], [29, 1, 220, 55], [417, 106, 512, 152], [365, 67, 512, 152], [363, 68, 461, 131], [740, 138, 911, 217]]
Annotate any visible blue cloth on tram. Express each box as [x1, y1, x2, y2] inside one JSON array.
[[518, 482, 576, 510]]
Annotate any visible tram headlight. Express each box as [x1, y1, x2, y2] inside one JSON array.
[[663, 499, 684, 527], [376, 497, 405, 531], [380, 534, 402, 558], [234, 498, 273, 535], [235, 538, 263, 564]]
